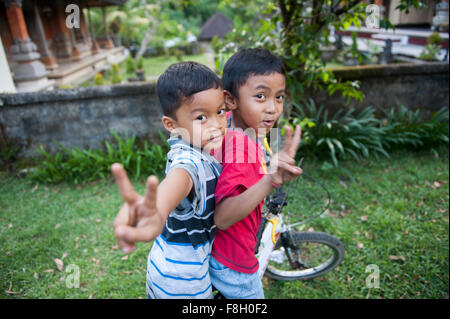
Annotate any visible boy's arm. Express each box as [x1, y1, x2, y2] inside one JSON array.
[[112, 164, 193, 252], [214, 126, 302, 230]]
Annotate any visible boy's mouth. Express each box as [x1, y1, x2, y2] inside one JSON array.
[[262, 120, 275, 127]]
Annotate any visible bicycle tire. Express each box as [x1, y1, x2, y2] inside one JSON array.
[[265, 231, 345, 281]]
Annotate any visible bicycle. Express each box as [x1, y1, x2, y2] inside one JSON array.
[[255, 170, 345, 281]]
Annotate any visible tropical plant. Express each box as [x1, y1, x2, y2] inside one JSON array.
[[124, 56, 137, 74], [30, 130, 168, 184], [286, 100, 449, 166], [290, 99, 389, 166], [381, 104, 449, 153], [110, 64, 123, 84], [419, 32, 444, 61], [93, 73, 106, 86]]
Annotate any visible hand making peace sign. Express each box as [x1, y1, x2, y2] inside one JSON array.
[[268, 125, 303, 185], [111, 163, 162, 253]]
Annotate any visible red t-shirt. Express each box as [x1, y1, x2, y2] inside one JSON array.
[[211, 128, 267, 274]]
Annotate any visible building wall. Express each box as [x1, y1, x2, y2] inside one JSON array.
[[388, 0, 436, 25], [0, 62, 448, 158]]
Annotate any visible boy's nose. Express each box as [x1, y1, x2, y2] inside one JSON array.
[[265, 100, 277, 114]]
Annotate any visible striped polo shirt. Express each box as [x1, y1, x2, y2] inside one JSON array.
[[146, 137, 222, 299]]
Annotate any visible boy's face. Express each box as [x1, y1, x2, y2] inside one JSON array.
[[227, 72, 285, 139], [163, 88, 226, 152]]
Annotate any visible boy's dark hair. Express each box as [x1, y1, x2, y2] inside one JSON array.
[[222, 48, 285, 99], [157, 61, 222, 119]]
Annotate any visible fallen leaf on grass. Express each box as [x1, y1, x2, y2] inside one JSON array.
[[361, 215, 368, 222], [388, 255, 406, 261], [364, 231, 373, 239], [121, 255, 128, 261], [43, 269, 55, 273], [433, 181, 441, 189], [4, 290, 18, 295], [54, 258, 64, 271], [356, 243, 364, 249], [326, 209, 338, 218]]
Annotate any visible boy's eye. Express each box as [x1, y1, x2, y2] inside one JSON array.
[[218, 109, 226, 116], [256, 93, 266, 100], [276, 95, 285, 102], [196, 115, 206, 121]]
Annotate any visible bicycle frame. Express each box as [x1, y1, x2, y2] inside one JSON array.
[[256, 213, 287, 279]]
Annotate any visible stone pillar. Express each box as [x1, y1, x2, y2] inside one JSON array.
[[32, 0, 58, 69], [102, 6, 114, 49], [69, 27, 82, 61], [51, 1, 72, 59], [2, 0, 52, 92], [87, 6, 100, 54]]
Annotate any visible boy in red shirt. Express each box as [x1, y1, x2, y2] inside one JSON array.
[[210, 48, 303, 298]]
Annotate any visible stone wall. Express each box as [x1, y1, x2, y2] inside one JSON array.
[[0, 82, 164, 158], [304, 62, 449, 117], [0, 62, 448, 158]]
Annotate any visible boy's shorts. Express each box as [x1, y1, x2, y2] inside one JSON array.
[[210, 255, 264, 299]]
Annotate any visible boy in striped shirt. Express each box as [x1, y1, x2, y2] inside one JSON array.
[[111, 61, 226, 298]]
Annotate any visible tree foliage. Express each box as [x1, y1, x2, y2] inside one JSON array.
[[213, 0, 428, 105]]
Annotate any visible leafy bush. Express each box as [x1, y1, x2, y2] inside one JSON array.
[[419, 32, 444, 61], [381, 105, 449, 152], [291, 99, 389, 166], [124, 56, 136, 74], [288, 100, 449, 166], [93, 73, 106, 86], [0, 140, 21, 169], [110, 64, 123, 84], [30, 130, 168, 184]]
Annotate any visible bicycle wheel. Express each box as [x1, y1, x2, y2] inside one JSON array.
[[265, 231, 345, 281]]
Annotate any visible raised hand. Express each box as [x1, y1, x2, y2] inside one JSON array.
[[111, 163, 162, 253], [268, 125, 303, 185]]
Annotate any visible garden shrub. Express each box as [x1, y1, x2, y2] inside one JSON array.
[[110, 64, 123, 84], [93, 73, 106, 86], [290, 99, 389, 166], [288, 100, 449, 166], [30, 130, 168, 184], [381, 104, 449, 153]]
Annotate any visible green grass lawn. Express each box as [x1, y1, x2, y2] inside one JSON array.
[[136, 53, 213, 78], [0, 148, 448, 299], [79, 53, 213, 87]]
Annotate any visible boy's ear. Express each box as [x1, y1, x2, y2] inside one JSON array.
[[162, 116, 177, 133], [224, 90, 238, 111]]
